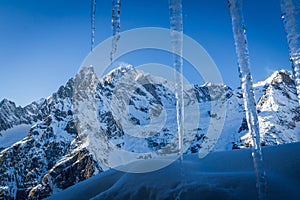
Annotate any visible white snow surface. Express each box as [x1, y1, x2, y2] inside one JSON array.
[[48, 142, 300, 200], [0, 124, 32, 149]]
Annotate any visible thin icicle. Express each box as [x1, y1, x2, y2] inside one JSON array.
[[110, 0, 121, 62], [228, 0, 267, 199], [281, 0, 300, 103], [169, 0, 184, 157], [91, 0, 96, 51]]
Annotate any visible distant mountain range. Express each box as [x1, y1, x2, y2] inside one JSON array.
[[0, 65, 299, 199]]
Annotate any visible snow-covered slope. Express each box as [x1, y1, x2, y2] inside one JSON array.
[[0, 124, 32, 150], [0, 65, 299, 199], [48, 142, 300, 200]]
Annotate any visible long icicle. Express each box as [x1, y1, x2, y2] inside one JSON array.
[[169, 0, 184, 158], [110, 0, 121, 62], [281, 0, 300, 103], [91, 0, 96, 51], [228, 0, 267, 199]]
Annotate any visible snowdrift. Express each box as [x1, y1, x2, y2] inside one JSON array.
[[49, 142, 300, 200]]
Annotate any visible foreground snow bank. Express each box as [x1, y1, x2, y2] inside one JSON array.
[[49, 142, 300, 200]]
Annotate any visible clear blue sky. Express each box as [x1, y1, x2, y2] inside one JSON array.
[[0, 0, 290, 106]]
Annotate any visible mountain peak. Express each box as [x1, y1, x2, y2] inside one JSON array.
[[100, 63, 134, 87], [271, 70, 294, 85], [0, 99, 17, 110], [77, 66, 95, 77], [253, 69, 293, 88], [0, 98, 14, 106]]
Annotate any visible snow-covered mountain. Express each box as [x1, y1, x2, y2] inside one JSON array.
[[0, 98, 47, 133], [238, 70, 300, 147], [0, 65, 299, 199]]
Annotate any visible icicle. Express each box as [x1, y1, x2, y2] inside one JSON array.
[[110, 0, 121, 62], [91, 0, 96, 51], [169, 0, 184, 158], [228, 0, 267, 199], [281, 0, 300, 103]]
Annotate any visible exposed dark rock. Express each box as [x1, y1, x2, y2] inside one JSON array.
[[28, 149, 100, 199], [238, 117, 248, 133]]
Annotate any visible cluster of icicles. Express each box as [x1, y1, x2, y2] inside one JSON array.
[[89, 0, 300, 200]]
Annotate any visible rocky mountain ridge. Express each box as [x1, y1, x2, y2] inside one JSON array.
[[0, 66, 299, 199]]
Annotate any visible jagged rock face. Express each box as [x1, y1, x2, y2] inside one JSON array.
[[0, 119, 74, 199], [0, 99, 45, 132], [0, 75, 75, 134], [0, 66, 299, 199], [97, 68, 178, 153], [28, 149, 96, 199], [0, 76, 102, 199], [239, 70, 300, 147]]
